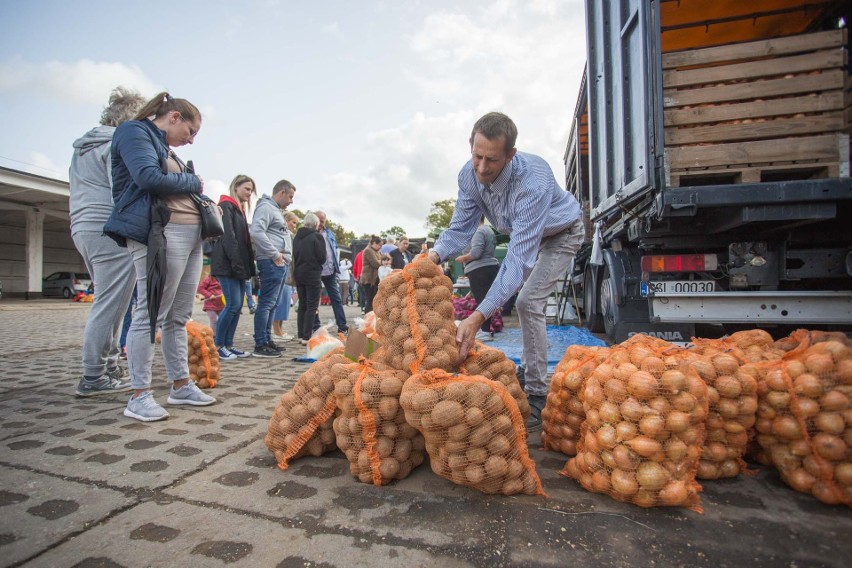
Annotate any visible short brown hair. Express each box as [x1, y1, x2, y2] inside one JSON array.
[[272, 180, 295, 195], [471, 112, 517, 153]]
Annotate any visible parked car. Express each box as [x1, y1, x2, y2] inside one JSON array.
[[43, 271, 91, 298]]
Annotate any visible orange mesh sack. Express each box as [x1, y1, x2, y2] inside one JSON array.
[[459, 343, 531, 420], [754, 333, 851, 506], [719, 329, 785, 362], [561, 343, 709, 512], [186, 321, 220, 388], [685, 341, 759, 479], [373, 254, 459, 373], [400, 368, 544, 496], [265, 348, 349, 470], [541, 345, 610, 456], [331, 358, 425, 485]]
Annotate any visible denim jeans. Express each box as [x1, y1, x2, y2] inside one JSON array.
[[516, 220, 584, 397], [321, 274, 348, 331], [215, 276, 245, 347], [245, 280, 256, 309], [126, 224, 203, 390], [72, 231, 137, 377], [274, 267, 292, 322], [254, 259, 285, 347]]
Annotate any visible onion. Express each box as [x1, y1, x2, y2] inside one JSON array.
[[648, 397, 671, 414], [686, 373, 707, 399], [639, 415, 666, 439], [726, 431, 749, 448], [671, 391, 697, 412], [804, 353, 834, 375], [628, 371, 658, 399], [793, 373, 823, 398], [585, 408, 602, 430], [563, 370, 585, 391], [600, 450, 616, 470], [765, 368, 789, 391], [766, 391, 791, 410], [633, 489, 658, 508], [771, 415, 803, 440], [615, 421, 638, 442], [785, 468, 817, 493], [835, 462, 852, 485], [678, 426, 701, 446], [636, 462, 670, 490], [820, 389, 850, 412], [719, 460, 741, 478], [613, 444, 640, 471], [706, 386, 720, 405], [584, 381, 605, 406], [690, 359, 716, 381], [591, 470, 611, 493], [814, 412, 845, 435], [704, 442, 727, 462], [596, 424, 618, 450], [613, 363, 639, 382], [599, 401, 622, 424], [738, 396, 758, 415], [788, 438, 812, 457], [666, 411, 691, 433], [629, 346, 654, 367], [620, 397, 645, 421], [715, 375, 743, 398], [660, 370, 686, 393], [712, 354, 740, 376], [837, 358, 852, 385], [697, 461, 719, 479], [717, 398, 741, 420], [665, 438, 688, 461], [604, 377, 629, 400], [813, 433, 847, 461], [658, 480, 689, 506], [611, 469, 639, 496], [626, 436, 663, 459]]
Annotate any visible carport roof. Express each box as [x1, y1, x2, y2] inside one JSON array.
[[0, 166, 69, 221]]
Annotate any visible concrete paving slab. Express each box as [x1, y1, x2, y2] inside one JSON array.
[[31, 499, 470, 568], [0, 464, 133, 566]]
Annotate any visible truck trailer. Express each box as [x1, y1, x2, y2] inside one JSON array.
[[566, 0, 852, 342]]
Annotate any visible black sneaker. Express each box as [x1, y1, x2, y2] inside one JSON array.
[[526, 394, 545, 433], [266, 341, 283, 352], [516, 366, 526, 390], [252, 344, 282, 358]]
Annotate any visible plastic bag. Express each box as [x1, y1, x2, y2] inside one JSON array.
[[307, 324, 345, 360]]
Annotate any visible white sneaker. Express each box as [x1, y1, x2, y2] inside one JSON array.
[[124, 391, 170, 422], [167, 381, 217, 406], [475, 330, 494, 342]]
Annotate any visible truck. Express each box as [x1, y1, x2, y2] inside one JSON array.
[[565, 0, 852, 343]]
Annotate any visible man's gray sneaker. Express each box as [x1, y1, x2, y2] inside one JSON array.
[[167, 381, 216, 406], [123, 391, 169, 422], [526, 394, 546, 433], [106, 366, 128, 381], [75, 375, 132, 397]]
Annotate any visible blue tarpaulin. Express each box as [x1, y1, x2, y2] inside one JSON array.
[[488, 325, 607, 374]]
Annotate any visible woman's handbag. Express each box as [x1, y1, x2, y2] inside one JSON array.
[[190, 193, 224, 240]]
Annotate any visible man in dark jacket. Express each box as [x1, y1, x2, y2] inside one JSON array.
[[292, 212, 326, 344], [315, 211, 348, 334]]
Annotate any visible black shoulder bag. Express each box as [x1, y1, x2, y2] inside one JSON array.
[[183, 159, 224, 240]]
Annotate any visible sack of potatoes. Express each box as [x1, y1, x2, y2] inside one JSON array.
[[400, 368, 544, 496], [373, 254, 459, 374], [265, 348, 349, 470], [458, 342, 531, 420], [186, 321, 220, 389], [331, 357, 425, 485]]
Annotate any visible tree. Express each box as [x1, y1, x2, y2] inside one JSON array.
[[425, 198, 456, 232], [380, 226, 407, 240]]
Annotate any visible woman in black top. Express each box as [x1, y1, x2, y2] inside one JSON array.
[[211, 174, 256, 359], [292, 212, 326, 343]]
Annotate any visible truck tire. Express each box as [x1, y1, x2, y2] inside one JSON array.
[[583, 264, 605, 333], [600, 265, 620, 341]]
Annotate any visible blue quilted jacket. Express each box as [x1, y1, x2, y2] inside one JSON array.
[[103, 119, 201, 246]]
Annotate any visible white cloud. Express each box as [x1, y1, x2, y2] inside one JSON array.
[[0, 57, 160, 104], [321, 22, 342, 38]]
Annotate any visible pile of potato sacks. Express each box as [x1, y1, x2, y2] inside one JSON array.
[[265, 255, 541, 495], [542, 329, 851, 509]]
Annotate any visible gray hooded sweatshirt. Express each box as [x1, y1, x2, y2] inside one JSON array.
[[69, 125, 116, 235], [250, 194, 289, 262]]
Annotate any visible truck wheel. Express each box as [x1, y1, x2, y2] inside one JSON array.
[[583, 265, 604, 333], [600, 265, 619, 341]]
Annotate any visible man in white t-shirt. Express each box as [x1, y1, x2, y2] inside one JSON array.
[[338, 257, 353, 305]]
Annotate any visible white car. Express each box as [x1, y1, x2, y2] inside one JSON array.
[[42, 271, 92, 298]]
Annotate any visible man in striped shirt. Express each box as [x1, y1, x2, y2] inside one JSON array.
[[428, 112, 584, 432]]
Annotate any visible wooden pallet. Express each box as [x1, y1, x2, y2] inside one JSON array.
[[663, 28, 851, 187]]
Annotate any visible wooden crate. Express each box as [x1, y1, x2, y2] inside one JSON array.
[[663, 29, 851, 187]]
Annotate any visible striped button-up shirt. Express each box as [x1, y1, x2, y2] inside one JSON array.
[[433, 151, 581, 318]]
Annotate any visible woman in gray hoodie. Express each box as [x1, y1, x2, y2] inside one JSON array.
[[70, 87, 145, 398]]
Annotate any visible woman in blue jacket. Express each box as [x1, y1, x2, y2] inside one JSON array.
[[104, 92, 216, 422], [211, 174, 256, 360]]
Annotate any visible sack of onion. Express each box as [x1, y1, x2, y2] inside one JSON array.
[[754, 332, 851, 506], [400, 368, 544, 496], [264, 348, 349, 470], [373, 254, 459, 374], [459, 342, 531, 421], [186, 321, 220, 388], [684, 340, 760, 479], [541, 345, 609, 456], [330, 357, 425, 485], [561, 342, 708, 512]]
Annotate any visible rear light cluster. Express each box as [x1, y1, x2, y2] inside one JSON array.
[[640, 254, 718, 273]]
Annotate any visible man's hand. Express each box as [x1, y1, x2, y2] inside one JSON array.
[[273, 253, 285, 267], [456, 311, 486, 363], [427, 250, 440, 265]]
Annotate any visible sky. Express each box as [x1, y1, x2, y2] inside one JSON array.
[[0, 0, 587, 239]]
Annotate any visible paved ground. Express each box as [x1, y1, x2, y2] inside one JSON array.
[[0, 298, 849, 568]]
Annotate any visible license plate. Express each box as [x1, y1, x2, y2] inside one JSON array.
[[641, 280, 715, 296]]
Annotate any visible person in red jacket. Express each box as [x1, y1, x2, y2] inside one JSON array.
[[196, 274, 225, 330], [353, 248, 365, 312]]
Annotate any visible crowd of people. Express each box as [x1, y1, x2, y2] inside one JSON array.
[[70, 87, 583, 433]]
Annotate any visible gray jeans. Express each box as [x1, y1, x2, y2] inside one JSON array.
[[72, 231, 136, 377], [516, 220, 584, 397], [126, 224, 202, 390]]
